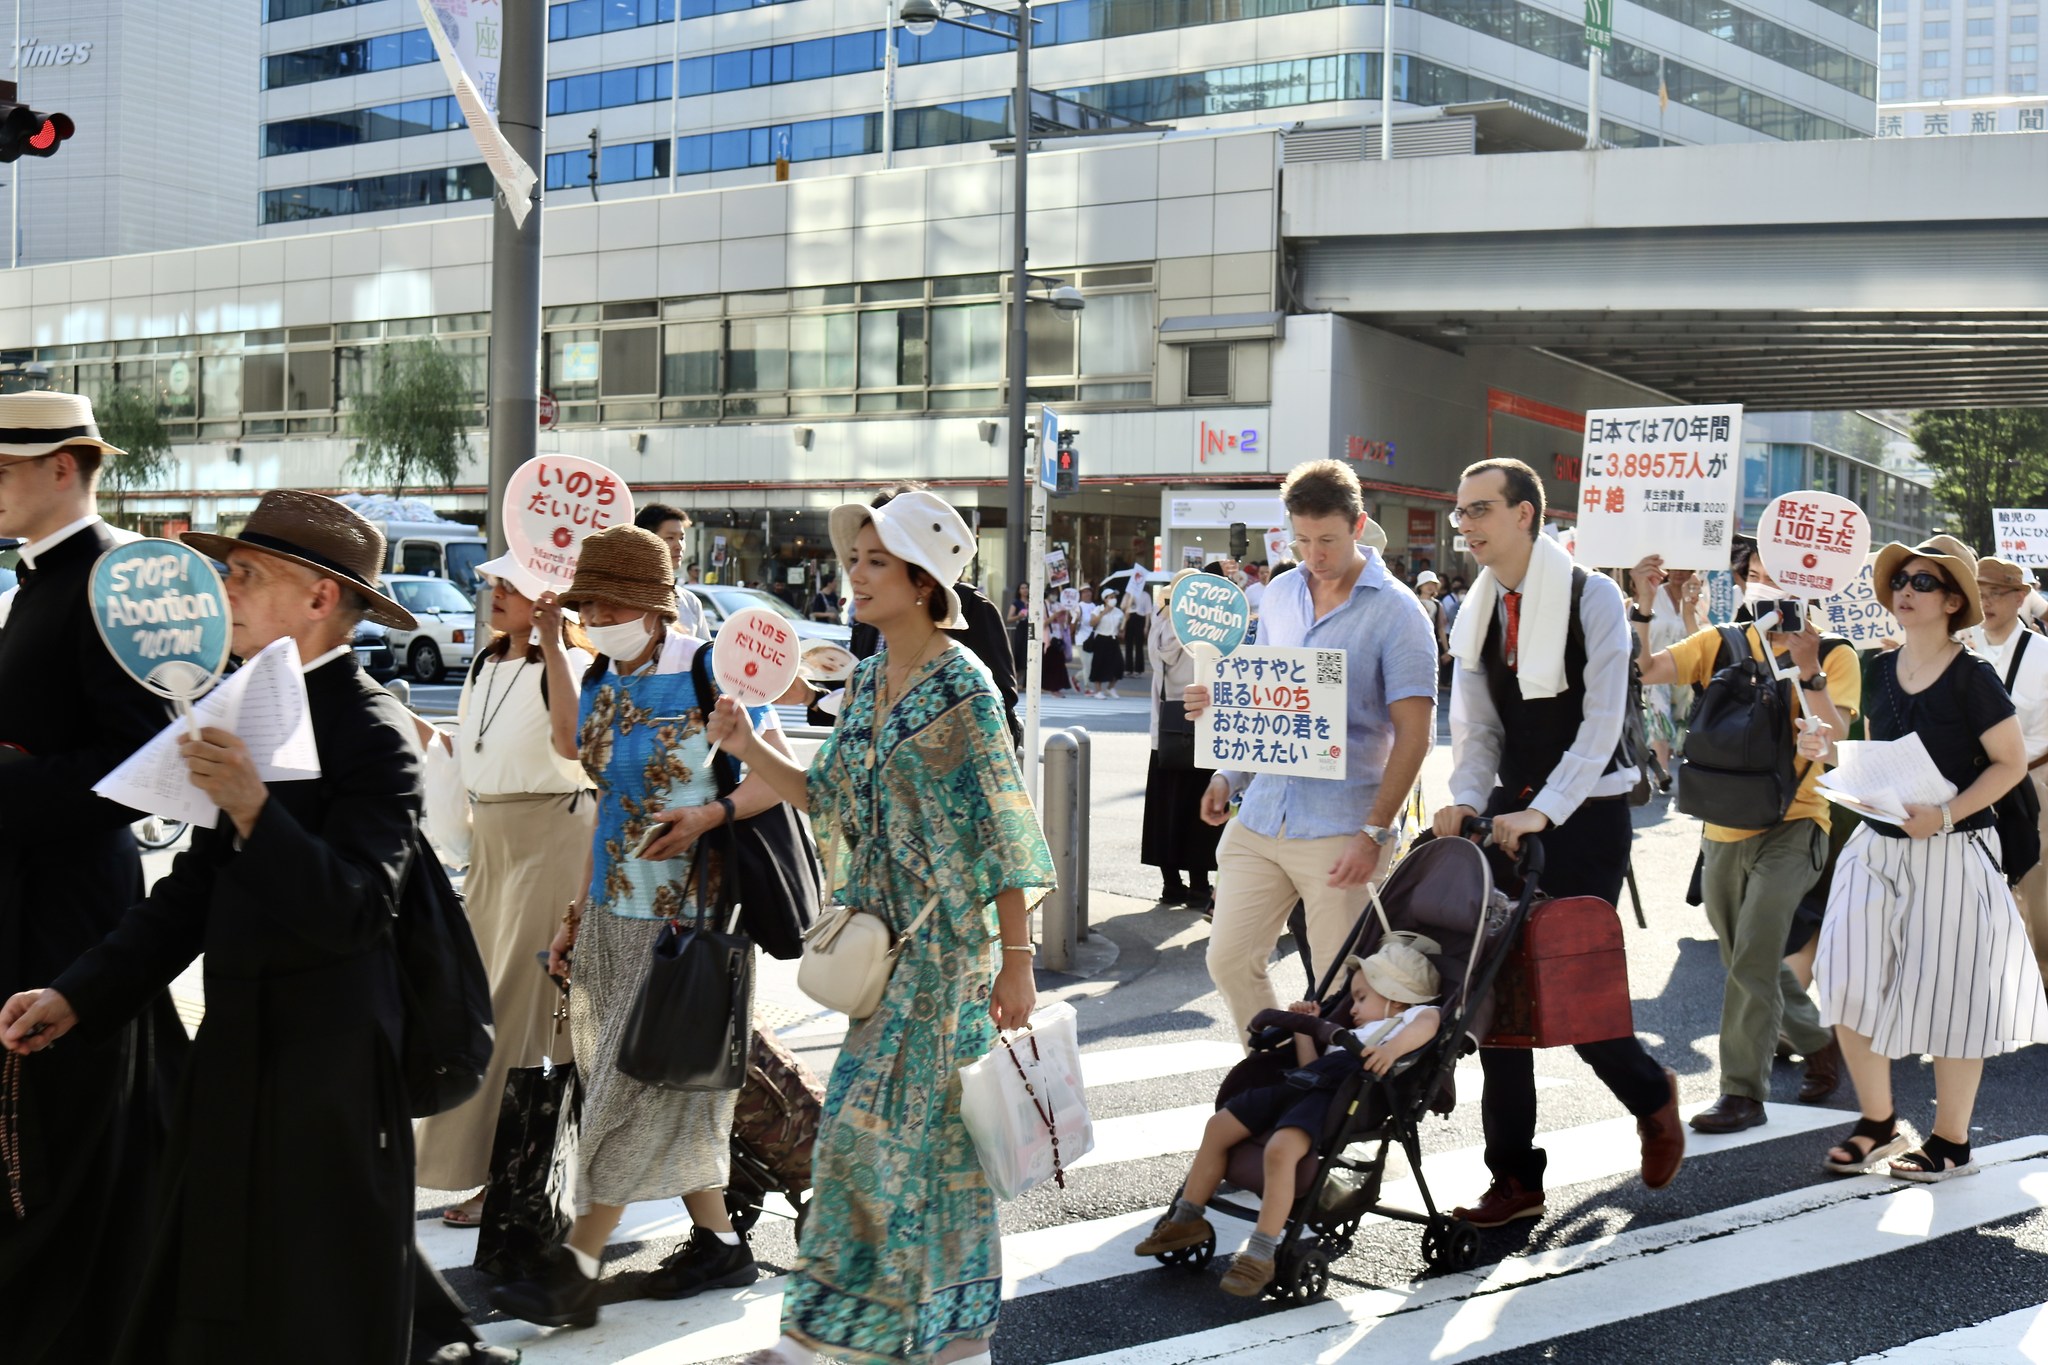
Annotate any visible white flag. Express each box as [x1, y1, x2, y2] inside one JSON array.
[[416, 0, 539, 227]]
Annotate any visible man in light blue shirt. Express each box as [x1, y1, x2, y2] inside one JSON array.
[[1186, 460, 1439, 1039]]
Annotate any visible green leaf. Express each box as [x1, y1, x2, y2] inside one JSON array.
[[1908, 408, 2048, 556], [343, 340, 474, 499]]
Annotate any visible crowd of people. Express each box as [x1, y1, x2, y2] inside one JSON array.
[[2, 386, 2045, 1362]]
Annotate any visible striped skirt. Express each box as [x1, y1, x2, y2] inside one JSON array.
[[1816, 824, 2048, 1060]]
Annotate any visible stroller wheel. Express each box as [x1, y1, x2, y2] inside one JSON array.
[[1269, 1244, 1330, 1303], [1156, 1228, 1216, 1271], [1422, 1217, 1482, 1273]]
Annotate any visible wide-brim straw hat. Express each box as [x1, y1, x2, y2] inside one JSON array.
[[474, 551, 550, 603], [1873, 533, 1983, 632], [828, 489, 975, 630], [0, 391, 126, 460], [1977, 556, 2035, 594], [558, 525, 678, 621], [183, 490, 416, 630]]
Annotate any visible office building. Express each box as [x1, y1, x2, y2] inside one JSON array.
[[1876, 0, 2043, 135]]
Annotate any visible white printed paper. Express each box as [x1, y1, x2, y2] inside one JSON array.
[[416, 0, 539, 227], [1993, 508, 2048, 569], [1573, 404, 1742, 571], [1198, 645, 1347, 780], [1817, 734, 1957, 825], [95, 638, 322, 828]]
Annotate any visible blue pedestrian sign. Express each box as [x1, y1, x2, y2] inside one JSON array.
[[1038, 405, 1060, 493], [89, 539, 233, 704]]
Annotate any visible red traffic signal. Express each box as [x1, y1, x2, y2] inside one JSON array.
[[0, 105, 72, 162]]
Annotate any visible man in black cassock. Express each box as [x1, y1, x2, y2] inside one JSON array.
[[2, 489, 456, 1363], [0, 392, 187, 1364]]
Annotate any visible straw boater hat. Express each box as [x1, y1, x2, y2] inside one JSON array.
[[0, 391, 126, 460], [183, 489, 417, 630], [1873, 533, 1984, 632], [1977, 556, 2036, 596], [558, 525, 677, 621], [827, 489, 975, 629]]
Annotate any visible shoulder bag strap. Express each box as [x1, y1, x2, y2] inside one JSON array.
[[2006, 630, 2031, 692]]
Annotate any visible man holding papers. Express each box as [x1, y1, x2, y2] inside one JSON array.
[[1, 491, 434, 1363]]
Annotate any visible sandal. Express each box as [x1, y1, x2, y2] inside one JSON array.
[[442, 1192, 487, 1226], [1822, 1115, 1911, 1175], [1889, 1134, 1978, 1183]]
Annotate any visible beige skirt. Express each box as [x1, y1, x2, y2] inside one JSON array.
[[415, 790, 596, 1192]]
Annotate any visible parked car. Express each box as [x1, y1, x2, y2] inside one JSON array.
[[686, 585, 853, 646], [382, 574, 480, 683], [352, 620, 396, 679]]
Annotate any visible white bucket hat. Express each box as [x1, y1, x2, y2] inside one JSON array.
[[828, 489, 976, 629], [0, 391, 126, 460], [1414, 570, 1440, 589], [1346, 932, 1443, 1005], [473, 551, 550, 603]]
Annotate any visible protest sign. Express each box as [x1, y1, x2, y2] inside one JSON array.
[[1060, 587, 1080, 609], [1994, 508, 2048, 568], [416, 0, 539, 226], [1198, 646, 1347, 780], [504, 455, 635, 593], [711, 607, 801, 706], [1182, 546, 1206, 569], [1045, 548, 1070, 590], [1814, 557, 1900, 645], [1757, 491, 1870, 601], [1701, 569, 1740, 625], [1265, 528, 1290, 565], [89, 540, 232, 709], [1170, 572, 1250, 656], [1573, 404, 1742, 570]]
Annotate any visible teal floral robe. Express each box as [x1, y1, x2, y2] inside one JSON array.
[[783, 644, 1055, 1364]]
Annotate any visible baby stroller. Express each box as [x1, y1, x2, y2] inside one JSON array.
[[723, 1026, 826, 1242], [1146, 817, 1542, 1300]]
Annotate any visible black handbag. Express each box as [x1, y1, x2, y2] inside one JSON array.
[[1157, 697, 1197, 769], [616, 825, 756, 1092], [474, 1061, 581, 1281], [1988, 637, 2045, 886], [692, 646, 825, 961]]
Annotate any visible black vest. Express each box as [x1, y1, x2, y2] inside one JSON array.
[[1480, 566, 1631, 801]]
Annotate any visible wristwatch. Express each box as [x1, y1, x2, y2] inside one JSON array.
[[1799, 670, 1828, 692], [1360, 823, 1399, 847], [1940, 802, 1954, 836], [1628, 605, 1655, 624]]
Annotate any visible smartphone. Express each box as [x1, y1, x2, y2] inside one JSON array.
[[1769, 599, 1805, 634], [633, 822, 668, 859]]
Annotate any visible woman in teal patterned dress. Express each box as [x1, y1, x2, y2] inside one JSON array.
[[711, 491, 1054, 1365]]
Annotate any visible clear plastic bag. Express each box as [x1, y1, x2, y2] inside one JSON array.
[[419, 734, 472, 869], [958, 999, 1095, 1200]]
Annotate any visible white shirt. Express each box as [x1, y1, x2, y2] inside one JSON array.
[[302, 644, 351, 672], [1327, 1002, 1436, 1054], [1448, 568, 1640, 826], [1244, 580, 1266, 615], [1964, 623, 2048, 766], [675, 586, 710, 641], [456, 645, 598, 795]]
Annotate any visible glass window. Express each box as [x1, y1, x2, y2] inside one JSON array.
[[1881, 22, 1904, 38], [1882, 51, 1906, 68], [287, 350, 332, 411], [1924, 22, 1949, 38], [663, 322, 721, 395], [1922, 77, 1950, 94], [262, 164, 493, 224], [2014, 44, 2039, 60], [201, 355, 241, 418], [600, 326, 659, 396], [2016, 73, 2042, 91], [1967, 46, 1993, 62], [1924, 48, 1949, 65], [1964, 75, 1993, 92], [243, 353, 285, 412], [727, 318, 788, 391], [789, 313, 856, 389], [2016, 16, 2039, 34], [858, 308, 924, 388], [930, 303, 1003, 385], [1024, 301, 1076, 379], [1967, 17, 1994, 34], [548, 329, 600, 401], [1078, 291, 1153, 376]]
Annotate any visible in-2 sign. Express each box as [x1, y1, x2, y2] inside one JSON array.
[[1199, 421, 1260, 462]]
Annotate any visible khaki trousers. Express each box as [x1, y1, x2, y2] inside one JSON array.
[[2014, 771, 2048, 986], [1206, 819, 1378, 1041]]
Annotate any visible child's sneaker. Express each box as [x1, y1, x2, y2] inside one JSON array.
[[1134, 1214, 1213, 1256], [1219, 1250, 1275, 1297]]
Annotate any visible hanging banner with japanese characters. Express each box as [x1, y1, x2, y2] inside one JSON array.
[[1994, 508, 2048, 568], [503, 455, 635, 592], [1199, 646, 1347, 780], [1573, 404, 1742, 571], [1756, 491, 1871, 601], [416, 0, 539, 227], [1814, 556, 1901, 645]]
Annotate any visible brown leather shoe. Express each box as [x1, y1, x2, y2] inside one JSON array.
[[1134, 1215, 1213, 1257], [1450, 1175, 1545, 1228], [1638, 1067, 1685, 1189], [1798, 1041, 1843, 1104], [1689, 1093, 1766, 1134], [1219, 1251, 1276, 1297]]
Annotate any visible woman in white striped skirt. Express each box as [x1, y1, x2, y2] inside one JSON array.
[[1808, 536, 2048, 1182]]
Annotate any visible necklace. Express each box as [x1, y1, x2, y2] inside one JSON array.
[[866, 631, 945, 770], [1898, 641, 1956, 691], [471, 649, 527, 753]]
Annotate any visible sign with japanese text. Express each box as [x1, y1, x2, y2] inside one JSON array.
[[1573, 404, 1742, 571], [1814, 557, 1901, 646], [503, 455, 635, 592], [1994, 508, 2048, 568], [1407, 509, 1437, 550], [416, 0, 538, 226], [1045, 547, 1070, 590], [1585, 0, 1613, 47], [711, 606, 800, 706], [90, 540, 232, 704], [1170, 572, 1250, 656], [1757, 491, 1871, 601], [1199, 646, 1347, 780], [1702, 569, 1739, 625]]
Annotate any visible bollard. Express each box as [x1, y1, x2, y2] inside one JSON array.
[[384, 677, 412, 709], [1066, 726, 1091, 940], [1040, 731, 1081, 972]]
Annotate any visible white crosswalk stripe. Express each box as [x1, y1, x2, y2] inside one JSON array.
[[442, 1033, 2048, 1364]]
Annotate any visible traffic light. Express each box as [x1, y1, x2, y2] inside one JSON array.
[[1054, 428, 1079, 495], [0, 104, 73, 162]]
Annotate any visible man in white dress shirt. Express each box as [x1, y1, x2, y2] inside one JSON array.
[[1965, 555, 2048, 983]]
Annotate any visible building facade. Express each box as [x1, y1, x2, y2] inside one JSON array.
[[257, 0, 1879, 232], [1876, 0, 2043, 134], [9, 0, 259, 265]]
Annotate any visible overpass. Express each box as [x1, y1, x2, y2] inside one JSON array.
[[1280, 133, 2048, 410]]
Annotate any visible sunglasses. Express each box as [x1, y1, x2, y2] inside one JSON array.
[[1889, 570, 1955, 596]]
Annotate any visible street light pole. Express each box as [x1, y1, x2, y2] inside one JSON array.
[[1004, 0, 1033, 609], [486, 0, 545, 555]]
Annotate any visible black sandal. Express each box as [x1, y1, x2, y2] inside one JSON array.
[[1823, 1114, 1910, 1175], [1889, 1134, 1978, 1183]]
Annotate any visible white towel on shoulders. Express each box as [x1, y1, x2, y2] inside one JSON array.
[[1447, 533, 1576, 700]]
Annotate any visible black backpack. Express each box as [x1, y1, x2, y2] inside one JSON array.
[[1677, 625, 1801, 831], [1987, 634, 2043, 886], [393, 828, 496, 1118]]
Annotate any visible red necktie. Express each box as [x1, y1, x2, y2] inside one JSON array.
[[1503, 590, 1522, 671]]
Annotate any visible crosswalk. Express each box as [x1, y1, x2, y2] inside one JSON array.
[[426, 1031, 2048, 1365]]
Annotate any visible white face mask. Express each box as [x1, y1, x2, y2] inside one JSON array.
[[1743, 581, 1778, 609], [585, 616, 655, 660]]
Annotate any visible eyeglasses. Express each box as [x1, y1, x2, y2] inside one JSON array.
[[1448, 500, 1499, 524], [1889, 570, 1955, 595]]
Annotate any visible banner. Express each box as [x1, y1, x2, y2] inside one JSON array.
[[1573, 404, 1742, 571], [1198, 646, 1347, 780], [1814, 558, 1901, 646], [1993, 508, 2048, 568], [416, 0, 539, 227]]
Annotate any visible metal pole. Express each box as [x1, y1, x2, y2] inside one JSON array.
[[881, 0, 899, 170], [1040, 730, 1079, 970], [1068, 724, 1090, 938], [1379, 0, 1393, 160], [1585, 46, 1600, 150], [1023, 427, 1046, 805], [1004, 0, 1032, 612], [487, 0, 546, 557], [11, 0, 20, 269]]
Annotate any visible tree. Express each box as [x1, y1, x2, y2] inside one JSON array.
[[1908, 409, 2048, 554], [344, 341, 474, 498], [92, 384, 174, 530]]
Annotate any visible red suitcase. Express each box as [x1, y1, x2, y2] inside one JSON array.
[[1482, 895, 1635, 1049]]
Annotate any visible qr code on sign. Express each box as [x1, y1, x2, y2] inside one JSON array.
[[1702, 520, 1725, 547], [1315, 650, 1344, 686]]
